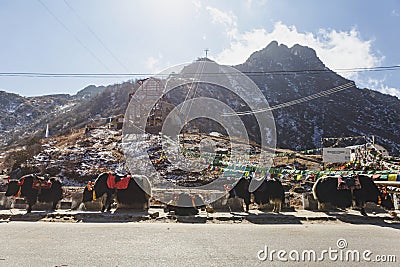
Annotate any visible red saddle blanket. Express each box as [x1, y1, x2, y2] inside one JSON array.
[[106, 173, 131, 189], [32, 180, 52, 190], [17, 176, 52, 190]]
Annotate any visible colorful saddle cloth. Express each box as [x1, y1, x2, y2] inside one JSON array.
[[106, 173, 131, 189]]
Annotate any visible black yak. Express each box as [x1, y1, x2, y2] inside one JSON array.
[[313, 174, 394, 216], [82, 172, 151, 211], [224, 176, 285, 213], [82, 173, 115, 212], [5, 174, 63, 213], [252, 178, 285, 213]]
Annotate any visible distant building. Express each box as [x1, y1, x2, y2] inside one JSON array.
[[106, 114, 124, 130], [373, 144, 389, 157]]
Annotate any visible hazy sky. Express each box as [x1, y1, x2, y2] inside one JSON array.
[[0, 0, 399, 98]]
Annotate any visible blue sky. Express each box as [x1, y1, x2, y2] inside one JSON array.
[[0, 0, 399, 98]]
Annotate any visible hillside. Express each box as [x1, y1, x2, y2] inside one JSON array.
[[0, 83, 131, 147], [235, 41, 400, 155], [0, 91, 75, 147], [0, 41, 399, 157]]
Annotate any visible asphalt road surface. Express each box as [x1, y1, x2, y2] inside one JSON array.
[[0, 221, 399, 266]]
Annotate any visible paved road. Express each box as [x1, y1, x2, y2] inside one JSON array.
[[0, 221, 399, 266]]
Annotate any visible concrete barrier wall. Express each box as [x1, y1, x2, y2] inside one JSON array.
[[0, 192, 13, 209], [71, 191, 84, 210], [81, 198, 103, 211], [394, 194, 399, 210], [210, 196, 244, 212], [0, 193, 74, 211], [302, 192, 318, 210]]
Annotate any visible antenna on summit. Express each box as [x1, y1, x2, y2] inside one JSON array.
[[204, 48, 209, 59]]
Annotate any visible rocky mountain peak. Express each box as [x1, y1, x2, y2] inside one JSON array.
[[76, 85, 106, 98], [289, 44, 325, 68], [239, 41, 326, 72], [235, 42, 399, 156]]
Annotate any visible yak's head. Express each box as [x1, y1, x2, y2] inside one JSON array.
[[82, 182, 96, 202], [378, 188, 395, 210], [5, 180, 20, 197]]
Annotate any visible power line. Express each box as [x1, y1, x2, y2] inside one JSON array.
[[1, 65, 400, 78], [0, 72, 140, 78], [37, 0, 112, 72], [336, 65, 400, 72], [222, 81, 356, 116], [62, 0, 130, 72], [241, 65, 400, 75]]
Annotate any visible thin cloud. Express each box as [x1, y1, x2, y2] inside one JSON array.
[[145, 56, 158, 70], [380, 86, 400, 98], [206, 6, 237, 28], [215, 20, 383, 80], [362, 78, 400, 99], [245, 0, 268, 9], [145, 54, 164, 73], [192, 0, 202, 12], [204, 6, 398, 96]]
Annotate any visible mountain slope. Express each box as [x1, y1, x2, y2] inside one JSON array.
[[235, 41, 400, 155], [1, 42, 399, 156], [0, 91, 75, 147], [0, 84, 127, 147]]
